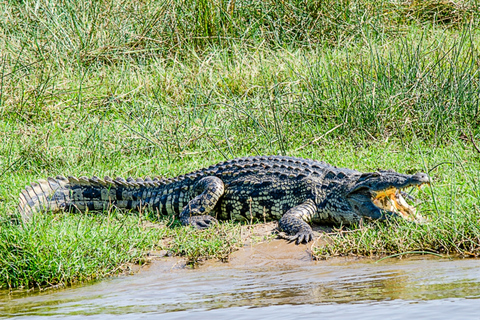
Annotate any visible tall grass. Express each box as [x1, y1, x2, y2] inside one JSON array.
[[2, 32, 478, 159], [2, 0, 477, 62]]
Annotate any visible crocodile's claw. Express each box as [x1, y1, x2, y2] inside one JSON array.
[[278, 229, 315, 244], [290, 229, 315, 244]]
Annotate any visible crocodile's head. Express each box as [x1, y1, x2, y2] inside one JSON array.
[[346, 171, 430, 222]]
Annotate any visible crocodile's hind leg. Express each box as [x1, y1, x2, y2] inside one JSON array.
[[278, 199, 316, 244], [180, 176, 225, 229]]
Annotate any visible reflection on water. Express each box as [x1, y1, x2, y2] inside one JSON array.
[[1, 240, 480, 319]]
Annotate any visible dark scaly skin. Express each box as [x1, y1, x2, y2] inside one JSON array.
[[17, 156, 430, 244]]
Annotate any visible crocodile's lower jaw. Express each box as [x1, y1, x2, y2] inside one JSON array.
[[372, 185, 426, 221]]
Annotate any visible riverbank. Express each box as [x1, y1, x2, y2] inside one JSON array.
[[1, 0, 479, 290], [2, 138, 478, 290]]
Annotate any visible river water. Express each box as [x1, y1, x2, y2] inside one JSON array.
[[2, 240, 480, 319]]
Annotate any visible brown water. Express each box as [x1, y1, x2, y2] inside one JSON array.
[[1, 240, 480, 319]]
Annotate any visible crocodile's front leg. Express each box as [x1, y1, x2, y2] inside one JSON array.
[[180, 176, 225, 229], [278, 199, 316, 244]]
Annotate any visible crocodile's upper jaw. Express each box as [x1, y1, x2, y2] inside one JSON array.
[[347, 172, 430, 222]]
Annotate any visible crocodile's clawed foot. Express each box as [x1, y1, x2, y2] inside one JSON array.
[[188, 215, 218, 229], [278, 230, 314, 245], [290, 230, 315, 245]]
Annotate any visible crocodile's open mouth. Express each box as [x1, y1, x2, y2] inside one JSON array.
[[347, 171, 429, 222], [371, 184, 427, 222]]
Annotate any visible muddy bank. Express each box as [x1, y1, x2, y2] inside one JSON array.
[[145, 221, 331, 267]]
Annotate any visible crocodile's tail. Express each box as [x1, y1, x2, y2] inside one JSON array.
[[17, 175, 167, 220], [18, 176, 71, 220]]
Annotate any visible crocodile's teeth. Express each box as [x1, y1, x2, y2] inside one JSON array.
[[372, 186, 424, 222]]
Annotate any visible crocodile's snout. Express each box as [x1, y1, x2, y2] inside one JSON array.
[[347, 171, 430, 222]]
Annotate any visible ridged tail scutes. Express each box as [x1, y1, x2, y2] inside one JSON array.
[[18, 176, 70, 220], [17, 175, 167, 220]]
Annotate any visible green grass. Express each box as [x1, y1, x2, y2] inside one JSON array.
[[1, 212, 159, 290], [1, 0, 480, 289], [0, 211, 242, 290]]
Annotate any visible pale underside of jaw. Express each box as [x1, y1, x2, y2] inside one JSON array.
[[372, 185, 427, 222]]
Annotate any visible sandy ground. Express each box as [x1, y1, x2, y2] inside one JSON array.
[[140, 221, 333, 272]]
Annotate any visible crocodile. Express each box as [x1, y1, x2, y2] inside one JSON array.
[[18, 156, 430, 244]]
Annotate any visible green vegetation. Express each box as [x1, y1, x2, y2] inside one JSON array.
[[0, 212, 241, 289], [1, 0, 479, 289]]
